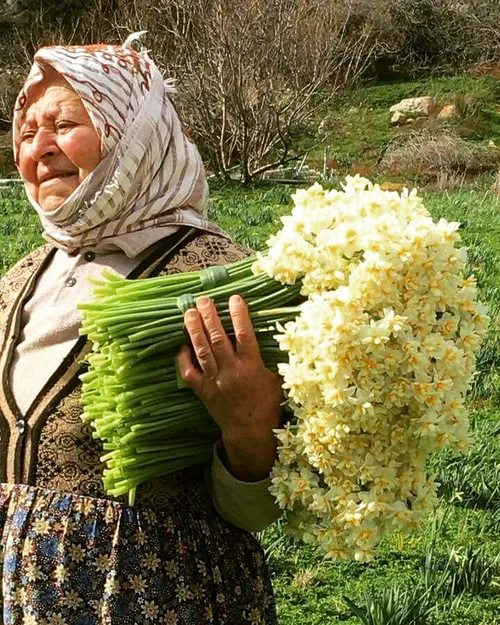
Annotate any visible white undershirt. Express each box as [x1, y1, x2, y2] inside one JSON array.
[[11, 247, 146, 414]]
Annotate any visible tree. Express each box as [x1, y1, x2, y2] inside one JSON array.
[[124, 0, 379, 182]]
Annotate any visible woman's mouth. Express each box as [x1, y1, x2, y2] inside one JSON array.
[[40, 172, 78, 184]]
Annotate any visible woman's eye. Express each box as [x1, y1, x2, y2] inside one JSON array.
[[57, 122, 75, 131], [21, 132, 35, 142]]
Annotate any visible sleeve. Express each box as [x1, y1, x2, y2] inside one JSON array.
[[204, 440, 282, 533]]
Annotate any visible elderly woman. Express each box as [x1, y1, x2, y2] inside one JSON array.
[[0, 41, 281, 624]]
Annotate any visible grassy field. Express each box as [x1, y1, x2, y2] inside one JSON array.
[[0, 72, 499, 625]]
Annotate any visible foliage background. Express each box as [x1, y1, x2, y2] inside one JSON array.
[[1, 0, 500, 180]]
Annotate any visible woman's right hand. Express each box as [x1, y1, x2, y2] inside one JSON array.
[[178, 295, 283, 482]]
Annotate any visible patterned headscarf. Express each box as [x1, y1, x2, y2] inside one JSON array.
[[13, 40, 223, 255]]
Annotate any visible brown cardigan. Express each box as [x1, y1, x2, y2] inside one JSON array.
[[0, 228, 249, 508]]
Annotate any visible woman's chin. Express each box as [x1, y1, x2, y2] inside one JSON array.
[[38, 196, 68, 212], [38, 183, 79, 212]]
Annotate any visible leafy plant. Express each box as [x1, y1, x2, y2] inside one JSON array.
[[423, 547, 500, 599], [255, 519, 295, 564], [429, 412, 500, 509], [344, 585, 434, 625]]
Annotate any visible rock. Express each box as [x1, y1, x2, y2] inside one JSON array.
[[389, 96, 438, 117], [390, 111, 407, 126], [437, 104, 460, 119]]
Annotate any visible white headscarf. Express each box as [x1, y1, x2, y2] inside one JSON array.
[[13, 40, 224, 256]]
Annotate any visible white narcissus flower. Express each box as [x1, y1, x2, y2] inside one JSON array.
[[253, 176, 488, 561]]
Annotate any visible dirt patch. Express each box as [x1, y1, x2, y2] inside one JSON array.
[[470, 62, 500, 80], [350, 162, 377, 178]]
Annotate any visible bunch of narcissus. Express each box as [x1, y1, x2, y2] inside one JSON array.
[[79, 176, 488, 560]]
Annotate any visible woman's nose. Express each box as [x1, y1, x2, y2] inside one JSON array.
[[30, 127, 60, 161]]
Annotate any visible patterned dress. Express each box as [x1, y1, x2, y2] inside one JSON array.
[[0, 230, 278, 625]]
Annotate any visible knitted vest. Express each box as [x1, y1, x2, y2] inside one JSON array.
[[0, 229, 247, 508]]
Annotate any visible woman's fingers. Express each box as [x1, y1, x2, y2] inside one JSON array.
[[177, 344, 203, 393], [229, 295, 260, 358], [182, 297, 235, 378], [195, 296, 234, 368], [182, 295, 259, 384], [183, 308, 219, 379], [180, 295, 283, 454]]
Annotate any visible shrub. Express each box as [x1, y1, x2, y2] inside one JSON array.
[[139, 0, 381, 182], [433, 170, 467, 192], [380, 130, 500, 177], [369, 0, 500, 76]]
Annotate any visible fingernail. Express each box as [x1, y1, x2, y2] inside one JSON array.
[[197, 296, 211, 308], [185, 310, 198, 322], [230, 295, 242, 304]]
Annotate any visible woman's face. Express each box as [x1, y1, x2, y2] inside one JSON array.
[[17, 71, 101, 212]]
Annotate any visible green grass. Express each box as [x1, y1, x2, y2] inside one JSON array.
[[263, 498, 500, 624], [429, 410, 500, 508], [0, 184, 43, 274], [208, 183, 293, 251]]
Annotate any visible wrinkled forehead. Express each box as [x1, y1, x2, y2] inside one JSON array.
[[13, 44, 153, 159], [19, 69, 85, 125]]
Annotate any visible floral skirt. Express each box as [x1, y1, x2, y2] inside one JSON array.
[[0, 483, 277, 625]]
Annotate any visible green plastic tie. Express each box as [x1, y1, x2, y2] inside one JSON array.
[[177, 294, 196, 314], [200, 265, 230, 290]]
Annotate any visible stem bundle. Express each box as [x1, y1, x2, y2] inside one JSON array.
[[79, 256, 302, 503]]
